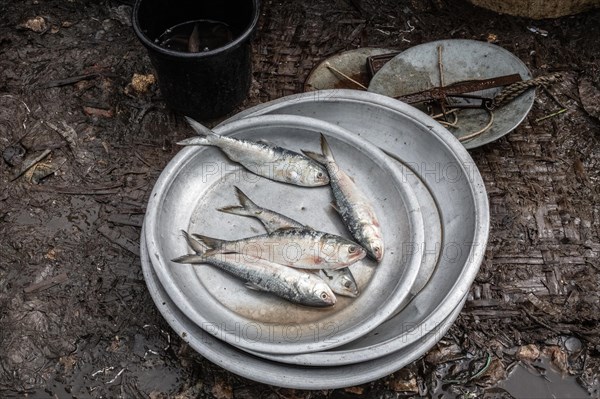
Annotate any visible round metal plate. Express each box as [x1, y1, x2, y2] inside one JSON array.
[[368, 39, 534, 149], [144, 114, 424, 355], [222, 89, 489, 365], [389, 158, 441, 310], [304, 47, 395, 92], [141, 226, 468, 389]]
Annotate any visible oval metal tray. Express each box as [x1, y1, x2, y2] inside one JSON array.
[[144, 114, 424, 355], [141, 225, 468, 389], [222, 89, 488, 365], [368, 39, 534, 149]]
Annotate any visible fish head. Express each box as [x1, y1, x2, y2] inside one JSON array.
[[320, 269, 359, 298], [340, 242, 367, 265], [366, 236, 385, 262], [300, 163, 330, 186], [309, 282, 337, 307], [319, 236, 367, 266]]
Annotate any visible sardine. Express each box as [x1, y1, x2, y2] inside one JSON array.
[[173, 231, 336, 307], [192, 227, 366, 270], [319, 268, 359, 298], [179, 118, 329, 187], [218, 186, 305, 233], [219, 186, 359, 297], [303, 134, 384, 261]]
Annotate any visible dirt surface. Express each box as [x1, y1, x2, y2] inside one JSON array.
[[1, 0, 599, 398]]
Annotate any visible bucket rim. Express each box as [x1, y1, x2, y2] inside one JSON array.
[[132, 0, 260, 58]]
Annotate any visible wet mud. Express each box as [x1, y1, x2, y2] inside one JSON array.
[[1, 0, 599, 397]]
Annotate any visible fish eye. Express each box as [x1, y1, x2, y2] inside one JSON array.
[[317, 171, 324, 178], [348, 245, 357, 253], [320, 292, 329, 300], [343, 280, 352, 288]]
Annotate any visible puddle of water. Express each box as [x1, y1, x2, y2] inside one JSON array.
[[499, 356, 590, 399]]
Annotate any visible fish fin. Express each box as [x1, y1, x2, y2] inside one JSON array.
[[181, 230, 208, 254], [191, 233, 225, 250], [301, 150, 328, 165], [184, 116, 219, 138], [217, 205, 248, 216], [244, 281, 266, 291], [171, 254, 206, 264], [319, 269, 333, 279], [233, 186, 259, 211], [329, 201, 341, 214], [218, 186, 261, 216], [200, 248, 222, 257], [319, 134, 335, 162], [187, 23, 200, 53]]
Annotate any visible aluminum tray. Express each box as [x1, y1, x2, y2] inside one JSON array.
[[141, 225, 468, 389], [144, 114, 424, 355], [368, 39, 534, 149], [221, 89, 488, 365]]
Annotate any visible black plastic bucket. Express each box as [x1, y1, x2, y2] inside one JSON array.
[[132, 0, 260, 120]]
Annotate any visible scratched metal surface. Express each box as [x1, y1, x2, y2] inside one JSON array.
[[221, 90, 488, 367], [143, 114, 424, 356], [368, 39, 534, 149]]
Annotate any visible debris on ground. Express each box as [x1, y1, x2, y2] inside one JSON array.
[[0, 0, 598, 397]]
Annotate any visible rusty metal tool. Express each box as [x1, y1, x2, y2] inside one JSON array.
[[395, 73, 523, 109], [366, 51, 402, 78]]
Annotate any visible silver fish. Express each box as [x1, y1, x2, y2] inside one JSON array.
[[193, 227, 366, 270], [218, 186, 305, 232], [319, 269, 359, 298], [219, 186, 359, 297], [179, 118, 329, 187], [303, 134, 384, 261], [173, 231, 336, 307]]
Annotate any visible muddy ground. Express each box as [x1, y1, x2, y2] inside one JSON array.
[[1, 0, 599, 398]]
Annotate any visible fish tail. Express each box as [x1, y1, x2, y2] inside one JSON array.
[[185, 116, 218, 137], [319, 134, 335, 162], [217, 186, 259, 216], [301, 150, 328, 165], [181, 230, 208, 254], [301, 134, 334, 165], [177, 117, 220, 146], [191, 233, 225, 251], [171, 254, 207, 264], [234, 186, 258, 210]]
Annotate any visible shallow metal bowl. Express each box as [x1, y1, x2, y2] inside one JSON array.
[[304, 47, 395, 91], [143, 114, 424, 355], [141, 227, 468, 389], [368, 39, 534, 149], [222, 89, 489, 365]]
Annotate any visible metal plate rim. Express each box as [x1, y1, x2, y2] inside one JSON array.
[[141, 224, 468, 389], [367, 39, 534, 149], [144, 113, 425, 355], [218, 89, 489, 365]]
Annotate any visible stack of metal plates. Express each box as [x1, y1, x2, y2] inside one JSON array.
[[141, 89, 489, 389]]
